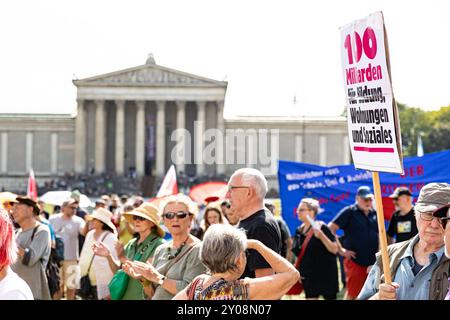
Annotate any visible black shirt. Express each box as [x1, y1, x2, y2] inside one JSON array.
[[292, 224, 339, 297], [238, 209, 281, 278], [275, 216, 291, 258], [387, 207, 418, 243], [332, 204, 379, 267]]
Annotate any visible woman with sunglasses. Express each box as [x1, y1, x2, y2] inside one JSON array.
[[122, 194, 206, 300], [92, 202, 165, 300]]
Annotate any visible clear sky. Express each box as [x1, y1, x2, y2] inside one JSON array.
[[1, 0, 449, 118]]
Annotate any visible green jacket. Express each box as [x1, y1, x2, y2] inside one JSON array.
[[121, 234, 165, 300]]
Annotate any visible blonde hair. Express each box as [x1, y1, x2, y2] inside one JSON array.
[[299, 198, 320, 215]]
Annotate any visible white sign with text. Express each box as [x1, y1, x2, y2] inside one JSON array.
[[340, 11, 403, 174]]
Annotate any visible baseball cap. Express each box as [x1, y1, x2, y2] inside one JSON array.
[[356, 186, 374, 199], [12, 196, 40, 215], [389, 187, 412, 199], [415, 183, 450, 213]]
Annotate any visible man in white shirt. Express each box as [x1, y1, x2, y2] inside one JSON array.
[[50, 199, 88, 300]]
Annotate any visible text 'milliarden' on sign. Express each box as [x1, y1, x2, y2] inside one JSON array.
[[340, 11, 403, 174]]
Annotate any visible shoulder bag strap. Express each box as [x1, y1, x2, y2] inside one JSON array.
[[160, 241, 198, 276], [30, 225, 39, 241], [188, 276, 204, 300], [294, 228, 314, 269], [87, 232, 109, 273], [134, 235, 158, 261]]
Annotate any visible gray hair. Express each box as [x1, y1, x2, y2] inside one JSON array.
[[159, 193, 199, 217], [200, 224, 247, 274], [300, 198, 320, 215], [230, 168, 268, 199]]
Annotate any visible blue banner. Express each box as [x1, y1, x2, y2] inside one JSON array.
[[278, 149, 450, 235]]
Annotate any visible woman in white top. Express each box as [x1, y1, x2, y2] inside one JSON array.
[[79, 208, 119, 300], [0, 208, 33, 300]]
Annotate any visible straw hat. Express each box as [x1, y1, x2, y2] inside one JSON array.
[[86, 208, 117, 235], [122, 202, 165, 237]]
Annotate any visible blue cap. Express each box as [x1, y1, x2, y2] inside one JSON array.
[[356, 186, 374, 199]]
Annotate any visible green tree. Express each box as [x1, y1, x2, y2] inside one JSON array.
[[397, 103, 450, 156]]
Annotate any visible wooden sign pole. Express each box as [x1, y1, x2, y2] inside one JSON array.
[[372, 171, 392, 284]]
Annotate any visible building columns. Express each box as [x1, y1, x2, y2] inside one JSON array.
[[344, 135, 350, 164], [1, 132, 7, 173], [115, 100, 125, 175], [25, 132, 33, 172], [135, 100, 146, 176], [195, 101, 206, 176], [51, 133, 58, 174], [216, 101, 225, 175], [95, 100, 106, 174], [319, 135, 327, 166], [74, 99, 86, 173], [175, 100, 186, 174], [156, 101, 166, 176]]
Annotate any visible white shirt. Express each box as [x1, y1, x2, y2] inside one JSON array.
[[0, 267, 34, 300], [79, 230, 118, 299]]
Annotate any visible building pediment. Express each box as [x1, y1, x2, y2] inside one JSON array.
[[73, 64, 227, 88]]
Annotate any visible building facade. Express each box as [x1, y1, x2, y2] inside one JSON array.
[[0, 57, 349, 194]]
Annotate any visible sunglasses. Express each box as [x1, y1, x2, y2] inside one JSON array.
[[441, 217, 449, 229], [132, 215, 146, 221], [163, 211, 190, 220]]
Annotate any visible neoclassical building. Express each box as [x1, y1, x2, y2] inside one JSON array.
[[0, 56, 349, 193], [73, 54, 227, 179]]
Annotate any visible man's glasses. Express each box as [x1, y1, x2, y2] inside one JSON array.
[[163, 211, 190, 220], [132, 215, 146, 221], [227, 185, 250, 193], [419, 212, 441, 223]]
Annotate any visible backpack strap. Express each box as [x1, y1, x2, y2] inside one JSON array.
[[30, 225, 39, 241]]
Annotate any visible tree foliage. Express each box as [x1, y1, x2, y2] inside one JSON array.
[[397, 102, 450, 156]]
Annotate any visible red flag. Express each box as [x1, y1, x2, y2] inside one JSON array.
[[156, 165, 178, 198], [27, 168, 38, 201]]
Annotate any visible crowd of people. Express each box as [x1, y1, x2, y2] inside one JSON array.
[[0, 167, 449, 301]]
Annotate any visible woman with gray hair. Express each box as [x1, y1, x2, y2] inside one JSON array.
[[121, 194, 206, 299], [173, 224, 299, 300], [291, 198, 339, 299]]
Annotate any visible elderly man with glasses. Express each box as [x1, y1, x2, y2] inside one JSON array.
[[226, 168, 282, 280], [358, 183, 450, 300]]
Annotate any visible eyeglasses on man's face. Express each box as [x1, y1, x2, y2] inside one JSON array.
[[163, 211, 190, 220], [227, 185, 250, 193], [419, 211, 441, 223]]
